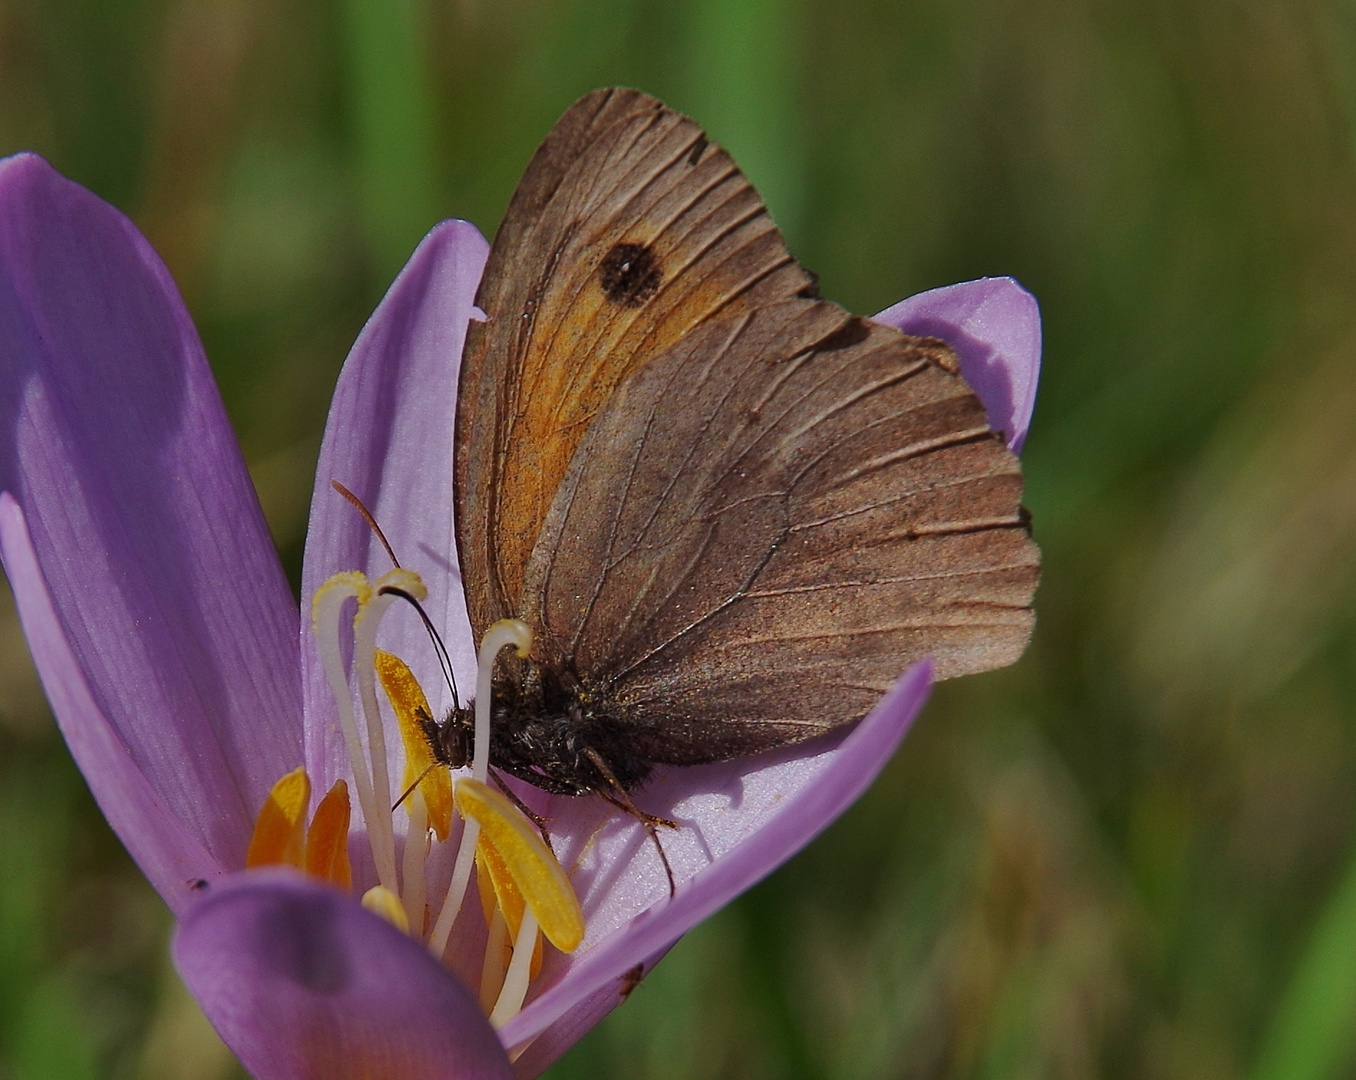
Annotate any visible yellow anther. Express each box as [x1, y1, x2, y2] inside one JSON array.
[[475, 842, 500, 934], [304, 779, 353, 891], [455, 777, 583, 953], [375, 649, 453, 840], [476, 837, 524, 937], [361, 885, 410, 934], [476, 835, 544, 978], [246, 766, 311, 870]]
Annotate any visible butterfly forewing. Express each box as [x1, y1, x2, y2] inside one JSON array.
[[520, 301, 1038, 764], [456, 88, 815, 640]]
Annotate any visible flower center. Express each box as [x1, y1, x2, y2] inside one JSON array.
[[245, 568, 583, 1029]]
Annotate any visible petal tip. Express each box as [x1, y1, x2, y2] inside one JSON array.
[[874, 276, 1042, 453], [0, 150, 53, 185], [417, 216, 491, 262], [175, 871, 514, 1080]]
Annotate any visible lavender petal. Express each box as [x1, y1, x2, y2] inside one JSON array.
[[0, 495, 224, 913], [508, 941, 676, 1078], [498, 661, 933, 1053], [875, 277, 1042, 452], [174, 870, 514, 1080], [300, 219, 488, 826], [0, 153, 302, 876]]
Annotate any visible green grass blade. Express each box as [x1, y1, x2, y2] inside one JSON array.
[[1250, 849, 1356, 1080], [338, 0, 440, 281]]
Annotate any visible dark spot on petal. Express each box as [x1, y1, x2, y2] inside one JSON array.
[[258, 894, 350, 994], [599, 243, 663, 307], [620, 963, 646, 999]]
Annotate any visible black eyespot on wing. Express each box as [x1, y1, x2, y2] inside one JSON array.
[[599, 243, 663, 307]]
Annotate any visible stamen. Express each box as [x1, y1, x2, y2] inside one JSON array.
[[427, 620, 534, 958], [455, 777, 583, 953], [430, 831, 476, 959], [475, 843, 500, 940], [246, 766, 311, 869], [304, 779, 353, 891], [375, 649, 452, 839], [476, 838, 525, 937], [361, 885, 410, 933], [489, 909, 540, 1029], [352, 568, 428, 899], [311, 573, 398, 893], [401, 789, 429, 934], [307, 579, 582, 1013], [472, 620, 532, 784], [475, 834, 545, 989], [479, 907, 510, 1013]]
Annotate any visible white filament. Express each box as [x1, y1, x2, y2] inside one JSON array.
[[473, 619, 531, 784], [352, 569, 425, 900], [311, 576, 398, 893], [429, 816, 480, 959], [401, 790, 429, 934], [427, 619, 532, 957], [490, 909, 540, 1029], [479, 907, 509, 1013]]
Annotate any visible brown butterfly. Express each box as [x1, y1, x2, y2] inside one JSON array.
[[438, 87, 1038, 807]]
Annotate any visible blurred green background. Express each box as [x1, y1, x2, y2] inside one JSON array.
[[2, 0, 1356, 1077]]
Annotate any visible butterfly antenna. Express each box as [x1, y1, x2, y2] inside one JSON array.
[[378, 585, 462, 711], [331, 480, 401, 568], [331, 481, 463, 709]]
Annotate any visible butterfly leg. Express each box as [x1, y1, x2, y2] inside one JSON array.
[[490, 767, 555, 852], [584, 748, 678, 896]]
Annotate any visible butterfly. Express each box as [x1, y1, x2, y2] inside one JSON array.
[[438, 87, 1039, 808]]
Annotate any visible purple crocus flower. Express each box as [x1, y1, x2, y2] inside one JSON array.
[[0, 152, 1039, 1080]]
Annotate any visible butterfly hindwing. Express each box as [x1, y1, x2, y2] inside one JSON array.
[[521, 300, 1039, 764]]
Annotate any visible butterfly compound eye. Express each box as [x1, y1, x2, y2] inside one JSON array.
[[598, 242, 662, 307]]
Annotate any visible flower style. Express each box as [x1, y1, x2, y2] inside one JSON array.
[[0, 151, 1040, 1080]]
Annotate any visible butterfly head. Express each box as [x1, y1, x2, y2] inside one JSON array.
[[419, 703, 474, 771]]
